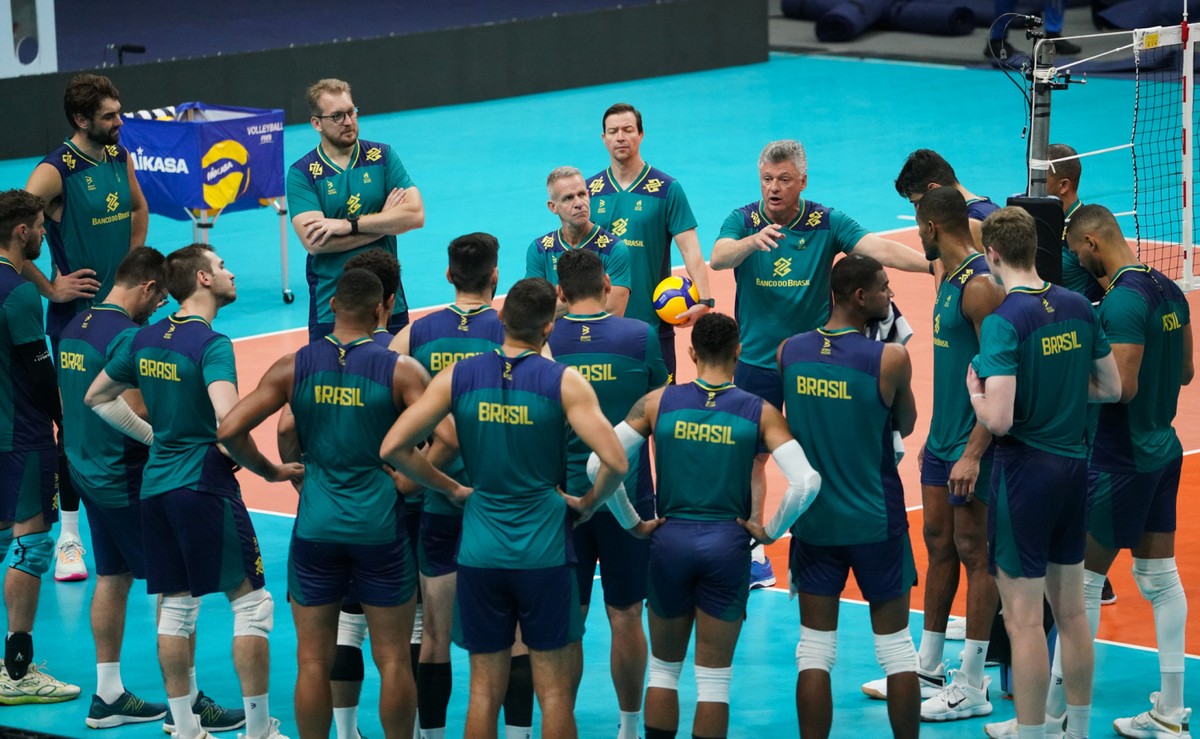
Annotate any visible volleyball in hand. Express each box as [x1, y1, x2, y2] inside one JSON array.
[[653, 275, 700, 325]]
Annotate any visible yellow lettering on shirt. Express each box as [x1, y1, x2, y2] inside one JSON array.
[[673, 420, 735, 445], [138, 358, 180, 381], [577, 364, 616, 382], [313, 385, 365, 407], [478, 403, 533, 425], [793, 376, 853, 399], [1040, 331, 1082, 356], [1163, 312, 1181, 332], [430, 351, 482, 372], [59, 351, 86, 372]]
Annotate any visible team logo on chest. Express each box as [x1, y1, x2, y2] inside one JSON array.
[[589, 178, 605, 195], [365, 147, 382, 162], [634, 200, 643, 212], [106, 192, 120, 212], [363, 171, 372, 184], [750, 211, 762, 228], [934, 314, 941, 335], [84, 175, 96, 192], [644, 178, 663, 193], [959, 269, 973, 285], [347, 194, 362, 215], [772, 257, 792, 278], [611, 218, 628, 237], [310, 162, 324, 177], [325, 180, 337, 196], [63, 152, 77, 170]]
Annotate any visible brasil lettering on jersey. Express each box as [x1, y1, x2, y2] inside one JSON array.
[[314, 385, 365, 407], [478, 402, 533, 425], [139, 358, 180, 381], [672, 420, 735, 445]]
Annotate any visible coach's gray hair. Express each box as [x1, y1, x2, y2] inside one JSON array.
[[759, 140, 807, 174], [546, 166, 583, 195]]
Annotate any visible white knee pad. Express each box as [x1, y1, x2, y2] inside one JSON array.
[[874, 629, 918, 676], [694, 665, 732, 704], [1083, 568, 1106, 637], [231, 589, 274, 639], [796, 627, 836, 674], [411, 602, 424, 644], [1133, 557, 1188, 673], [646, 656, 684, 691], [158, 595, 201, 638], [337, 610, 368, 648]]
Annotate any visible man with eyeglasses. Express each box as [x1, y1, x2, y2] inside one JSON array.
[[286, 78, 426, 342]]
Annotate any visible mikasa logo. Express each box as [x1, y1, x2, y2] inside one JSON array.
[[133, 147, 189, 174]]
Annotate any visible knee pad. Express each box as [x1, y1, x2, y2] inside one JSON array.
[[1133, 558, 1185, 605], [647, 656, 684, 691], [158, 595, 201, 637], [231, 589, 274, 639], [796, 627, 836, 673], [336, 610, 368, 648], [329, 644, 365, 682], [694, 665, 732, 704], [1133, 557, 1187, 673], [874, 629, 918, 677], [411, 602, 424, 644], [9, 532, 52, 578]]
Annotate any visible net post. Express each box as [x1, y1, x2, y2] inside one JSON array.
[[1182, 20, 1195, 289]]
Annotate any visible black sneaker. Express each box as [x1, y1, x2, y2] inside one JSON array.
[[161, 691, 246, 733], [86, 691, 168, 729], [1101, 577, 1117, 605]]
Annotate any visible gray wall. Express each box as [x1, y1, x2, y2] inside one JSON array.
[[3, 0, 766, 160]]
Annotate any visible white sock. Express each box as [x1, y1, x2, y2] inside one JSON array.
[[188, 666, 199, 705], [1046, 633, 1067, 717], [96, 661, 125, 704], [333, 706, 359, 739], [169, 695, 201, 739], [504, 726, 532, 739], [917, 629, 945, 672], [244, 693, 269, 738], [59, 510, 79, 539], [1016, 723, 1045, 739], [618, 710, 640, 739], [960, 639, 988, 688], [1083, 569, 1105, 637], [420, 729, 446, 739], [750, 543, 767, 564], [1065, 704, 1090, 739]]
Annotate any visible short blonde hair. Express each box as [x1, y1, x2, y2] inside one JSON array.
[[306, 79, 351, 117]]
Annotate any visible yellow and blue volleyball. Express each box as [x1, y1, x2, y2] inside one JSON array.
[[652, 275, 700, 325]]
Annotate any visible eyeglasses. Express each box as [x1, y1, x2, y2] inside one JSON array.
[[314, 107, 359, 124]]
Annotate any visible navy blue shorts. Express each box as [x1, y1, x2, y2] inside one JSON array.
[[0, 447, 58, 525], [989, 442, 1088, 578], [788, 534, 917, 603], [142, 489, 265, 596], [733, 360, 783, 410], [288, 531, 417, 607], [573, 510, 650, 609], [658, 327, 677, 385], [647, 519, 749, 622], [418, 511, 462, 578], [920, 446, 994, 507], [81, 496, 146, 578], [1087, 456, 1182, 549], [453, 564, 583, 653]]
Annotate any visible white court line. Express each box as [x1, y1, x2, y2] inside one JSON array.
[[896, 215, 916, 221]]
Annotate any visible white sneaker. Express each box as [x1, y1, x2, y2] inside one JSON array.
[[920, 670, 992, 721], [0, 661, 81, 704], [861, 661, 945, 700], [945, 615, 966, 641], [1114, 692, 1192, 738], [54, 532, 88, 582], [238, 717, 289, 739], [984, 712, 1067, 738]]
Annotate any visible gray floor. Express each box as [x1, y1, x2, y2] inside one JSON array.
[[767, 1, 1121, 66]]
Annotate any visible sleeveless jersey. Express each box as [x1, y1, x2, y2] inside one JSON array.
[[548, 311, 668, 507], [0, 257, 54, 452], [587, 164, 699, 329], [973, 284, 1110, 458], [292, 335, 402, 543], [654, 380, 762, 521], [927, 252, 991, 460], [57, 303, 146, 506], [40, 140, 133, 339], [780, 328, 906, 545], [718, 199, 868, 368], [105, 314, 239, 498], [451, 350, 570, 569], [409, 304, 504, 515], [286, 139, 415, 328], [1093, 266, 1189, 472]]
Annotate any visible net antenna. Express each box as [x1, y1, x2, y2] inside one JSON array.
[[1026, 12, 1198, 290]]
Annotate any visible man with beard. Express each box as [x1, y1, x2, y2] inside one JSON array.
[[24, 72, 149, 582], [287, 78, 425, 341], [0, 189, 81, 704]]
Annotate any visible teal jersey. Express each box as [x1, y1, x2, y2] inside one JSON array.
[[654, 380, 762, 521], [408, 304, 505, 516], [525, 224, 632, 291], [292, 335, 403, 544], [0, 257, 54, 452], [451, 350, 570, 569], [779, 328, 906, 545], [587, 164, 699, 328], [548, 312, 668, 505], [1092, 266, 1188, 472], [973, 284, 1111, 458], [720, 199, 868, 368], [286, 139, 416, 328], [57, 304, 146, 507], [927, 253, 991, 460], [41, 140, 134, 339], [106, 314, 240, 498]]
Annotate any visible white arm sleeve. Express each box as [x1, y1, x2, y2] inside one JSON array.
[[586, 421, 646, 483], [91, 396, 154, 446], [892, 430, 905, 465], [603, 483, 642, 529], [765, 440, 821, 540]]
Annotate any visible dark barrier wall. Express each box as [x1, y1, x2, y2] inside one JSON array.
[[2, 0, 765, 160]]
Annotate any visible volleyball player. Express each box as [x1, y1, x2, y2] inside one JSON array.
[[893, 149, 999, 249]]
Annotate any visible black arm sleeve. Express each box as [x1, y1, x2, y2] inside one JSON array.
[[14, 340, 62, 425]]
